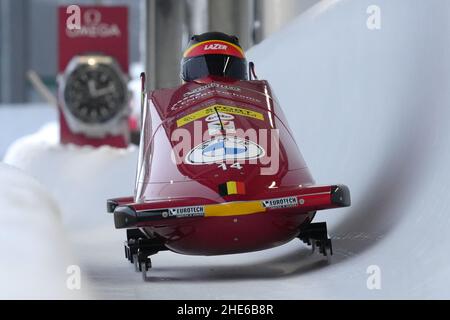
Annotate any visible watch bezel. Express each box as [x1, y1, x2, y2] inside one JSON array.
[[59, 55, 131, 138]]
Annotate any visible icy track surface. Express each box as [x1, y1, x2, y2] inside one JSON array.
[[4, 0, 450, 299]]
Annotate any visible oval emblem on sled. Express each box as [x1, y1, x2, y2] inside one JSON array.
[[185, 136, 265, 165]]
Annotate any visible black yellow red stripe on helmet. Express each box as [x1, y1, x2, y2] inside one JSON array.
[[183, 40, 245, 59]]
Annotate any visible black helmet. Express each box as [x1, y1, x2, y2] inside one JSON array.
[[181, 32, 248, 82]]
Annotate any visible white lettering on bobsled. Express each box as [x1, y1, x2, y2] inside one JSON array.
[[172, 85, 262, 111], [169, 206, 205, 217], [183, 83, 241, 97], [262, 196, 298, 209]]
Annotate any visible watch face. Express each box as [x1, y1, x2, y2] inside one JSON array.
[[64, 63, 127, 124]]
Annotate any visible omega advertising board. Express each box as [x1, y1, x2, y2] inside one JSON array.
[[58, 6, 130, 148]]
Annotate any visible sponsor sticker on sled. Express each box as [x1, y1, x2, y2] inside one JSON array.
[[205, 112, 234, 122], [185, 136, 265, 165], [262, 196, 298, 209], [208, 121, 236, 135], [176, 104, 264, 127], [206, 112, 236, 135], [169, 206, 205, 217]]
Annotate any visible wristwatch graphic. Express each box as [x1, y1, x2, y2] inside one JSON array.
[[59, 55, 130, 138]]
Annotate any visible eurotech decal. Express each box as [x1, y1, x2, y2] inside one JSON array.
[[185, 136, 265, 165], [262, 196, 299, 209], [169, 206, 205, 217], [176, 104, 264, 127]]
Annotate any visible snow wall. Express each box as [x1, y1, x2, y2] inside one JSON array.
[[0, 163, 88, 299]]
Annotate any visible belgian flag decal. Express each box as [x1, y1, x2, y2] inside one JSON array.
[[219, 181, 246, 196]]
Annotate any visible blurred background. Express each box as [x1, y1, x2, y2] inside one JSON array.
[[0, 0, 319, 104], [0, 0, 320, 158]]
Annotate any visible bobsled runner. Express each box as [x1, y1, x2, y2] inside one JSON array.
[[107, 32, 350, 278]]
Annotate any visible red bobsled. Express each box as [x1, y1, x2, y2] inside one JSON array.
[[107, 73, 350, 275]]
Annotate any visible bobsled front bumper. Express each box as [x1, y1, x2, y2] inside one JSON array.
[[108, 184, 350, 229]]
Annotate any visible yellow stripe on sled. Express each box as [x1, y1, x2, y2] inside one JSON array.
[[176, 104, 264, 127], [204, 201, 265, 217]]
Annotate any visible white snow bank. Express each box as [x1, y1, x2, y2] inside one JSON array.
[[0, 162, 88, 299], [4, 123, 138, 232]]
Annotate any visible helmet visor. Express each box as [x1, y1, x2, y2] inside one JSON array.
[[182, 54, 248, 82]]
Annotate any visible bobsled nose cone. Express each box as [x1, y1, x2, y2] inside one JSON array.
[[331, 185, 351, 207]]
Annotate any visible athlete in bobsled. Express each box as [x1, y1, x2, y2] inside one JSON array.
[[107, 32, 351, 278]]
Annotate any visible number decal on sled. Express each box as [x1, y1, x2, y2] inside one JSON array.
[[218, 162, 243, 171]]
